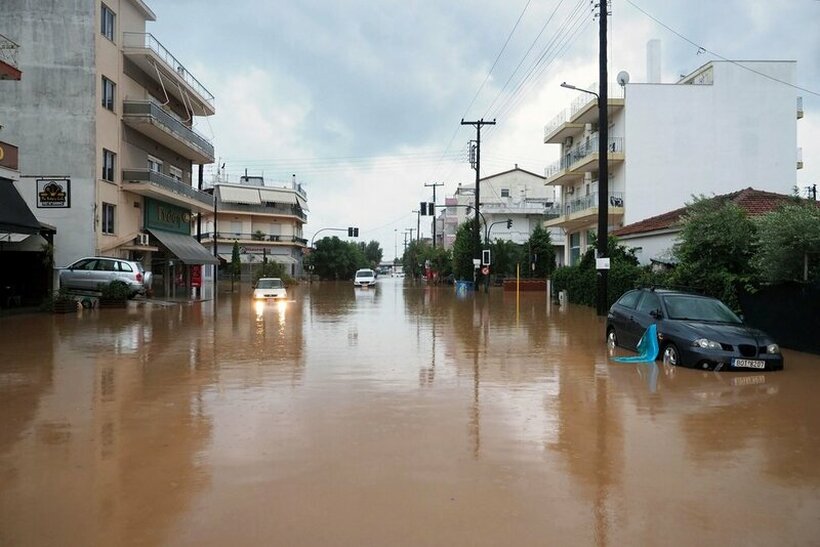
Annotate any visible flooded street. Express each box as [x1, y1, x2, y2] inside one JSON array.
[[2, 277, 819, 546]]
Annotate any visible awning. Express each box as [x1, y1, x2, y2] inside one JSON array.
[[218, 185, 261, 204], [296, 195, 309, 211], [258, 188, 297, 205], [149, 229, 219, 264], [0, 179, 40, 234]]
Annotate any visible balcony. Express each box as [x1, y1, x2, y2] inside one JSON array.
[[202, 232, 308, 246], [480, 201, 561, 219], [545, 136, 624, 185], [122, 33, 215, 116], [123, 168, 214, 213], [546, 192, 625, 231], [543, 84, 624, 143], [123, 100, 215, 163], [216, 201, 307, 222], [0, 33, 21, 80]]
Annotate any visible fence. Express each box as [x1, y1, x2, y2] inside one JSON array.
[[739, 282, 820, 354]]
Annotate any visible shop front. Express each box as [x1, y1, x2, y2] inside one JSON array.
[[144, 198, 218, 300]]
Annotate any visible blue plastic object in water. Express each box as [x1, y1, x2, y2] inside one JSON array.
[[612, 324, 659, 363]]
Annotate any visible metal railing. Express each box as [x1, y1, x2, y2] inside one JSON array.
[[216, 201, 307, 221], [122, 168, 213, 207], [569, 83, 624, 118], [480, 202, 561, 218], [201, 232, 307, 245], [122, 33, 215, 107], [543, 108, 571, 140], [123, 100, 214, 157], [562, 192, 625, 216], [0, 33, 20, 69], [545, 135, 625, 178]]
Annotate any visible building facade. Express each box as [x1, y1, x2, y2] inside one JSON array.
[[0, 0, 218, 298], [198, 175, 309, 277], [543, 59, 802, 266], [437, 166, 564, 263]]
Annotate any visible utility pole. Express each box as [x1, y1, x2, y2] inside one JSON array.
[[425, 182, 444, 248], [403, 230, 408, 253], [595, 0, 610, 316], [412, 210, 420, 242], [461, 118, 496, 268]]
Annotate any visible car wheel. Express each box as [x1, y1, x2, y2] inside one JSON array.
[[606, 327, 618, 349], [662, 343, 681, 366]]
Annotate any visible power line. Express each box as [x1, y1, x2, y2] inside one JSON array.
[[625, 0, 820, 97]]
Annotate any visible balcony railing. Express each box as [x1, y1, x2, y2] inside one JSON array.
[[545, 135, 625, 178], [480, 201, 561, 218], [123, 168, 213, 207], [568, 83, 624, 118], [562, 192, 625, 216], [122, 33, 214, 108], [123, 100, 214, 158], [201, 232, 307, 245], [217, 200, 307, 221]]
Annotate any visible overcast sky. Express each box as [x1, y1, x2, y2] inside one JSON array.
[[150, 0, 820, 260]]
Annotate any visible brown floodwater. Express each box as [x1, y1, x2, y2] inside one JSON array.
[[1, 278, 819, 546]]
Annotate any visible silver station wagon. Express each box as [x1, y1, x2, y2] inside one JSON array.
[[59, 256, 152, 297]]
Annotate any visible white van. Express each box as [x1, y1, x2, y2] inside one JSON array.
[[353, 268, 377, 288], [253, 277, 287, 300]]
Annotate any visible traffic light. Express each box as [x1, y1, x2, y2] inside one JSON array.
[[348, 227, 354, 237], [482, 249, 491, 266], [420, 202, 427, 215], [428, 202, 434, 215], [353, 227, 359, 237], [506, 218, 512, 229]]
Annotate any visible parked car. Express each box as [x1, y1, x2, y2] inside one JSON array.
[[606, 288, 784, 371], [354, 268, 377, 288], [59, 256, 152, 298], [253, 277, 287, 300]]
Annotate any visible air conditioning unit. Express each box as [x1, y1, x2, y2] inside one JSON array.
[[566, 186, 575, 195], [584, 123, 592, 132], [584, 172, 592, 182], [136, 233, 149, 246], [563, 136, 573, 148]]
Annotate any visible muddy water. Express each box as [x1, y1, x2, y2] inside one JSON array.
[[1, 278, 819, 546]]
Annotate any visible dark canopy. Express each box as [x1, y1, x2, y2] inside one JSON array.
[[0, 179, 40, 234]]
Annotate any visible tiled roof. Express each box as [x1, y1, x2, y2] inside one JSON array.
[[614, 187, 806, 237]]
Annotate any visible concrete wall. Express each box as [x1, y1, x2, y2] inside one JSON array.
[[617, 231, 679, 266], [624, 61, 797, 224], [0, 0, 97, 267]]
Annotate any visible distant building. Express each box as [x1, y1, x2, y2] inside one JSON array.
[[613, 187, 809, 266], [438, 165, 564, 264], [544, 54, 803, 266], [198, 175, 309, 277], [0, 0, 218, 298]]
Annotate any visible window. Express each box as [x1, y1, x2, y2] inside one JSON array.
[[569, 232, 581, 266], [231, 221, 242, 236], [102, 149, 116, 181], [101, 3, 116, 41], [169, 165, 183, 182], [102, 203, 115, 234], [147, 155, 163, 173], [117, 261, 133, 272], [616, 291, 641, 310], [637, 292, 660, 314], [101, 76, 115, 111], [501, 188, 510, 198]]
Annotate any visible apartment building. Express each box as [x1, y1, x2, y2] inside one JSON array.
[[437, 166, 564, 263], [0, 0, 218, 298], [543, 55, 802, 266], [198, 175, 309, 277]]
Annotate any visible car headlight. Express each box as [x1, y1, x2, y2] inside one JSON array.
[[693, 338, 722, 350], [766, 343, 780, 354]]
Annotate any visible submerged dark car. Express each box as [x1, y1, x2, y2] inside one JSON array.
[[606, 289, 784, 371]]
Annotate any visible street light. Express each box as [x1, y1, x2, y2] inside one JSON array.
[[561, 80, 609, 316]]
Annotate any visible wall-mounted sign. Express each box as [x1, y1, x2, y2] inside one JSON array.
[[0, 141, 20, 170], [144, 197, 191, 235], [36, 178, 71, 208]]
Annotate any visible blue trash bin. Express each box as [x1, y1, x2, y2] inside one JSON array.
[[455, 280, 474, 297]]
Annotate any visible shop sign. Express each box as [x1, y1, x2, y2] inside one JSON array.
[[191, 265, 202, 288], [36, 178, 71, 208], [144, 197, 191, 235], [0, 141, 19, 170]]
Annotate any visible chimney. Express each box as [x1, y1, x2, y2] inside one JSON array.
[[515, 163, 518, 170], [647, 39, 661, 83]]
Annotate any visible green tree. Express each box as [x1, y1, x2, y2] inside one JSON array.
[[489, 239, 523, 278], [671, 197, 758, 308], [312, 236, 368, 280], [754, 202, 820, 283], [525, 224, 556, 278], [359, 240, 383, 268], [452, 221, 475, 280]]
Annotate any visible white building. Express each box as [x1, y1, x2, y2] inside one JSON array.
[[544, 54, 802, 266], [0, 0, 218, 298], [437, 166, 564, 262], [198, 175, 309, 277]]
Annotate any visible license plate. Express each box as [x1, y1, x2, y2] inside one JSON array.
[[732, 359, 766, 369]]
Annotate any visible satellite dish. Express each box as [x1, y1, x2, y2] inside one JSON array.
[[617, 70, 630, 86]]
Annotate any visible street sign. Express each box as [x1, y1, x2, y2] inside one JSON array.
[[481, 266, 489, 275], [596, 258, 611, 270], [472, 258, 481, 268]]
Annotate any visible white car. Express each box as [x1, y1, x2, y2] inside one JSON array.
[[253, 277, 287, 300], [354, 268, 377, 288]]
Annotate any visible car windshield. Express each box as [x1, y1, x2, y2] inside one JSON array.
[[356, 270, 374, 278], [663, 295, 742, 323], [256, 279, 283, 289]]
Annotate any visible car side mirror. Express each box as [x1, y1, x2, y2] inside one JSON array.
[[738, 314, 745, 322], [650, 309, 663, 319]]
